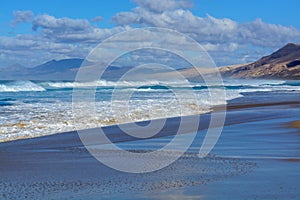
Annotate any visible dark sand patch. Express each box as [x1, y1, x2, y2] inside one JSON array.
[[285, 158, 300, 162], [214, 101, 300, 111]]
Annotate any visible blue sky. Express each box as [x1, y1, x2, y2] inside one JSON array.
[[1, 0, 300, 67], [193, 0, 300, 28], [0, 0, 135, 34]]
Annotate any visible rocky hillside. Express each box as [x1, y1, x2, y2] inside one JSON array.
[[221, 43, 300, 79]]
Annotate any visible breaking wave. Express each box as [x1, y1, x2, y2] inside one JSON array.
[[0, 81, 45, 92]]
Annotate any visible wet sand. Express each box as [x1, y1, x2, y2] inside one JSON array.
[[0, 92, 300, 199]]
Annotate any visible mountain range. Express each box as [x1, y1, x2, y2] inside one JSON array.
[[0, 59, 84, 80], [0, 59, 135, 81], [1, 43, 300, 80]]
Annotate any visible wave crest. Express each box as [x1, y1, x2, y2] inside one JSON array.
[[0, 81, 45, 92]]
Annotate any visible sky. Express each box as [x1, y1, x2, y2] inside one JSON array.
[[1, 0, 300, 68]]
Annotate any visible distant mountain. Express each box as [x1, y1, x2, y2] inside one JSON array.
[[33, 59, 84, 73], [3, 43, 299, 81], [0, 57, 173, 81], [221, 43, 300, 79], [0, 58, 136, 80], [26, 58, 85, 80], [0, 59, 85, 80]]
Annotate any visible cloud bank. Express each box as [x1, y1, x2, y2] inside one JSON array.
[[1, 0, 300, 67]]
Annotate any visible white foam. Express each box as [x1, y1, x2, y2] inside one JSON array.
[[0, 81, 45, 92], [42, 80, 190, 89], [236, 86, 300, 93]]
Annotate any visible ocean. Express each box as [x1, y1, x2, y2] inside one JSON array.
[[1, 79, 300, 142]]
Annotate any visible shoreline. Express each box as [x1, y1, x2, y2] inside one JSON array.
[[2, 91, 300, 144]]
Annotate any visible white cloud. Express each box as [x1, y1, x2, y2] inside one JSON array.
[[91, 16, 103, 22], [11, 10, 34, 27], [30, 14, 129, 44], [1, 12, 132, 66], [132, 0, 193, 13], [32, 14, 91, 31], [0, 34, 90, 67], [53, 26, 129, 43], [111, 1, 300, 66], [0, 36, 37, 50], [112, 5, 300, 49], [238, 18, 300, 47]]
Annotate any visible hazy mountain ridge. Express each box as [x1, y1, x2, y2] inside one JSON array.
[[1, 43, 300, 80], [0, 59, 133, 80], [33, 59, 84, 73], [0, 59, 84, 80], [0, 58, 173, 81]]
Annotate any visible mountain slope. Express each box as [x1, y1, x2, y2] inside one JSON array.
[[221, 43, 300, 79], [0, 58, 136, 80], [32, 59, 84, 73], [0, 59, 85, 80]]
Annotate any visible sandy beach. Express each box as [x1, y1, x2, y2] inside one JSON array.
[[0, 92, 300, 199]]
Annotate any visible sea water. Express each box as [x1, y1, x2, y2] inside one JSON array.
[[0, 79, 299, 142]]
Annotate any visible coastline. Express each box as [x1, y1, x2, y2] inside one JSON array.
[[2, 90, 300, 145], [1, 91, 300, 199]]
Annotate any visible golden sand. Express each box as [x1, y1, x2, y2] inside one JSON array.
[[288, 120, 300, 129], [0, 122, 27, 128]]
